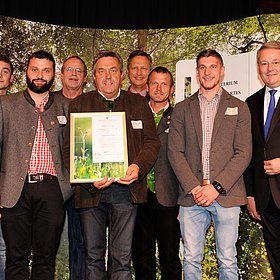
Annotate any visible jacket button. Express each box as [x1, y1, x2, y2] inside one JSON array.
[[27, 143, 32, 147], [20, 177, 24, 181]]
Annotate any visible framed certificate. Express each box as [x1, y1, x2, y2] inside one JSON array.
[[70, 112, 128, 183]]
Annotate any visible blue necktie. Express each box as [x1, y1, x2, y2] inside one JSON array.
[[264, 89, 277, 139]]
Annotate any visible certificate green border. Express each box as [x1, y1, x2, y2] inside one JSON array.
[[70, 112, 128, 183]]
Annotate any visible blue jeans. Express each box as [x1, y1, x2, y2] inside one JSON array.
[[179, 202, 240, 280], [79, 184, 137, 280], [0, 224, 5, 280], [67, 197, 85, 280]]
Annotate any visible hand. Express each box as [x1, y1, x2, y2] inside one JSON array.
[[264, 158, 280, 175], [191, 185, 202, 200], [193, 184, 219, 207], [247, 197, 261, 220], [117, 164, 139, 185], [93, 176, 115, 190], [0, 205, 3, 219]]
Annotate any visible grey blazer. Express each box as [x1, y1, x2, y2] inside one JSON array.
[[168, 89, 252, 208], [0, 90, 73, 208]]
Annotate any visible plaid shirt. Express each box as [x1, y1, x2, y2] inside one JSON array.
[[28, 94, 57, 176], [198, 89, 222, 181]]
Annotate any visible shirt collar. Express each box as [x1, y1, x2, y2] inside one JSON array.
[[98, 89, 121, 101], [265, 86, 280, 95], [128, 85, 147, 97], [149, 102, 170, 115], [198, 87, 223, 100], [37, 93, 49, 111]]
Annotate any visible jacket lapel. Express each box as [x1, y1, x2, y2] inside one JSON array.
[[255, 88, 265, 142], [157, 106, 172, 135], [190, 92, 203, 151]]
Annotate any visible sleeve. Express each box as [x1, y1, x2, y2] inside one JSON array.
[[131, 98, 160, 179]]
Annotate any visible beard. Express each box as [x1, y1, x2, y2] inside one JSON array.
[[26, 75, 54, 94]]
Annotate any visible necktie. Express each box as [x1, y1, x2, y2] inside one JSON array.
[[264, 89, 277, 139]]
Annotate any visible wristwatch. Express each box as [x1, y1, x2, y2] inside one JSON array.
[[212, 181, 226, 195]]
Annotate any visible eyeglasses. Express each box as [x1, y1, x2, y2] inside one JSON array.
[[64, 67, 85, 74]]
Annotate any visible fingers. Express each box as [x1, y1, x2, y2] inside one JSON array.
[[195, 197, 214, 207], [93, 176, 115, 190], [117, 176, 137, 185], [249, 210, 261, 221], [117, 164, 139, 185]]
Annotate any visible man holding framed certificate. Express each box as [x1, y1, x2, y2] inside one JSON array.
[[63, 50, 160, 280]]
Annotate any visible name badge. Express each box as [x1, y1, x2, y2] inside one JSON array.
[[225, 107, 238, 115], [131, 120, 143, 129], [57, 115, 67, 124]]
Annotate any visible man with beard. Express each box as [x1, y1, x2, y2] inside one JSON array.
[[168, 49, 252, 279], [0, 50, 72, 279]]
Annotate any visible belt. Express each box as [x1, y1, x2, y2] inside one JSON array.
[[27, 173, 56, 184]]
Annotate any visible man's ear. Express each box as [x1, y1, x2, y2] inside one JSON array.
[[121, 71, 125, 81], [9, 74, 14, 84]]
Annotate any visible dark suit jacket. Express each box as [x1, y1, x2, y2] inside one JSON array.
[[245, 87, 280, 210], [62, 90, 160, 208], [154, 106, 179, 207], [168, 89, 252, 208], [0, 90, 73, 208]]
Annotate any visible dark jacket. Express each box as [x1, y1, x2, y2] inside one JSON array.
[[63, 90, 160, 208], [245, 87, 280, 210], [154, 106, 179, 207]]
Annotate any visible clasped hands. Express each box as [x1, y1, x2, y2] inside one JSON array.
[[191, 184, 219, 207], [264, 158, 280, 175], [92, 163, 139, 190]]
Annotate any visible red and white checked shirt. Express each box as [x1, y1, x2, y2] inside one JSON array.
[[198, 89, 222, 181], [28, 94, 57, 176]]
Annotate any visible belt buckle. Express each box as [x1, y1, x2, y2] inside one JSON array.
[[28, 174, 42, 183]]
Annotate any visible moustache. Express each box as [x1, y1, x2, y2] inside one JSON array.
[[32, 79, 47, 83]]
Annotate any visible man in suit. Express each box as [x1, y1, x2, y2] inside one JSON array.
[[0, 50, 72, 279], [63, 50, 160, 279], [132, 66, 182, 280], [55, 55, 88, 280], [168, 49, 252, 280], [244, 41, 280, 279]]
